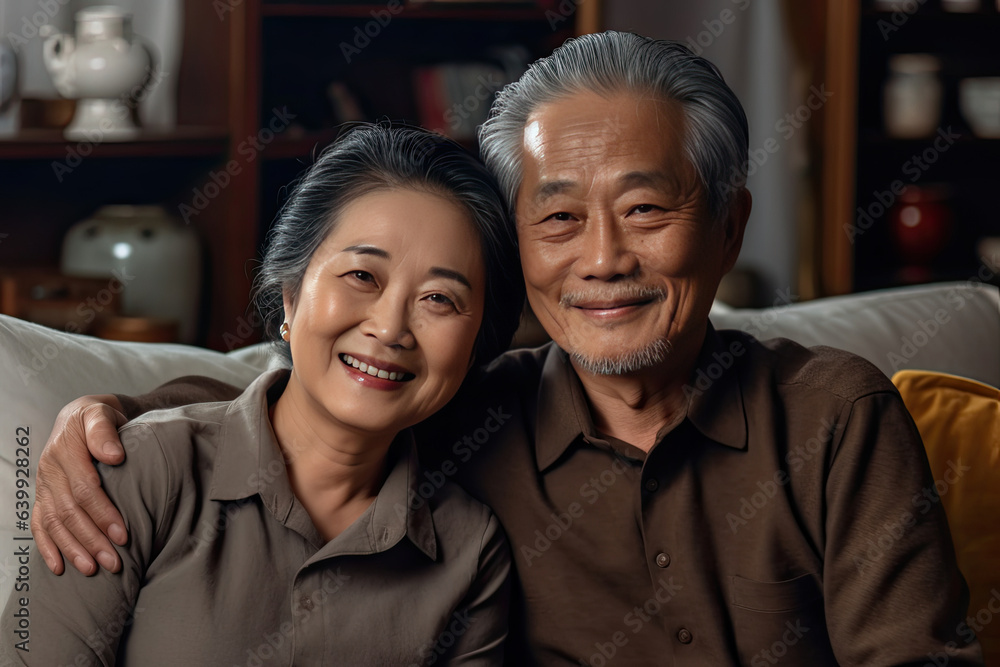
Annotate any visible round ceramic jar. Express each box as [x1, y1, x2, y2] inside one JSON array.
[[61, 205, 202, 343]]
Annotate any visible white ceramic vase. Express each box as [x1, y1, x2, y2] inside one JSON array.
[[42, 6, 151, 141]]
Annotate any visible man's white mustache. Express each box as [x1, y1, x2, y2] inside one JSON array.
[[560, 285, 666, 307]]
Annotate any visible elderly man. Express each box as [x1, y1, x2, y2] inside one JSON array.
[[32, 31, 980, 665]]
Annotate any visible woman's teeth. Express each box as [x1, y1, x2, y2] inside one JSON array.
[[340, 354, 412, 381]]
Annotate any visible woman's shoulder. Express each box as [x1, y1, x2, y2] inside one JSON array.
[[413, 462, 508, 560], [123, 399, 231, 429], [116, 369, 285, 472], [118, 401, 229, 465], [426, 475, 494, 525]]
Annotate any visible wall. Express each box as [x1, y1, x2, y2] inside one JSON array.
[[605, 0, 812, 306]]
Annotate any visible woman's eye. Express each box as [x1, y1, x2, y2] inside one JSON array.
[[350, 270, 375, 283], [426, 293, 456, 308]]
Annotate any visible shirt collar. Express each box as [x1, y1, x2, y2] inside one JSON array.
[[209, 368, 437, 561], [370, 430, 438, 561], [686, 323, 748, 452], [534, 321, 748, 472], [534, 345, 598, 472]]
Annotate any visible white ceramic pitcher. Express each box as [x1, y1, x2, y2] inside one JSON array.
[[42, 5, 151, 141]]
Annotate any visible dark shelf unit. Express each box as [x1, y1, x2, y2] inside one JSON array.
[[0, 128, 229, 159], [821, 0, 1000, 295], [262, 2, 553, 20]]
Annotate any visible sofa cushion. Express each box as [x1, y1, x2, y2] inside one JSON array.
[[711, 282, 1000, 388], [0, 315, 266, 601], [892, 369, 1000, 665]]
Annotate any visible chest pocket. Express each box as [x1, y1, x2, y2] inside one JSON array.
[[728, 573, 838, 666]]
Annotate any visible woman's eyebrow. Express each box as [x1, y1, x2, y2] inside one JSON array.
[[342, 245, 470, 289], [429, 267, 471, 289], [342, 244, 390, 258]]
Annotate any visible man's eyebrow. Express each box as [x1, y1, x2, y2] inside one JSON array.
[[535, 179, 576, 202], [619, 170, 670, 189], [342, 244, 390, 259], [429, 267, 471, 289], [534, 171, 670, 203]]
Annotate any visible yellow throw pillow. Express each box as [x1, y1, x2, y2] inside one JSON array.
[[892, 370, 1000, 665]]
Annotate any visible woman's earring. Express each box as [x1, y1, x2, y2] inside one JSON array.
[[279, 322, 290, 340]]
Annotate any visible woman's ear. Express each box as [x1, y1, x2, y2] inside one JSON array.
[[281, 288, 296, 337]]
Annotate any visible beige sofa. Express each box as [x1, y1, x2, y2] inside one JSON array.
[[0, 280, 997, 602]]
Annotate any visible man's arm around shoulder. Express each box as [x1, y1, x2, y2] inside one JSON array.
[[32, 375, 245, 577]]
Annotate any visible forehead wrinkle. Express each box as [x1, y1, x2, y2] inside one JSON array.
[[522, 92, 696, 206], [528, 125, 612, 198]]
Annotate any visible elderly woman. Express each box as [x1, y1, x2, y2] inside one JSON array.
[[1, 124, 524, 665]]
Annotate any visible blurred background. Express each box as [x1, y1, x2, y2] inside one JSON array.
[[0, 0, 997, 349]]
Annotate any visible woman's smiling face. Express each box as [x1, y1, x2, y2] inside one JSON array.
[[282, 187, 486, 438]]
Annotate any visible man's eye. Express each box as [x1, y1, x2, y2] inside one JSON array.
[[630, 204, 658, 214], [545, 212, 574, 222]]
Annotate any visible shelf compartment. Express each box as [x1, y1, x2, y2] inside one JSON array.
[[0, 127, 229, 160], [262, 2, 552, 21]]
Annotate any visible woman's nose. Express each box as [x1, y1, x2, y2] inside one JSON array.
[[360, 292, 416, 349]]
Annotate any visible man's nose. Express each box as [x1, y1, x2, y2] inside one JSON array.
[[360, 291, 416, 350], [574, 213, 640, 281]]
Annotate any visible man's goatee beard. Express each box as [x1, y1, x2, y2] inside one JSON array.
[[570, 337, 673, 376]]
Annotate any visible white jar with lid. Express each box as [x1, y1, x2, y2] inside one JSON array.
[[61, 205, 202, 343], [884, 54, 943, 138]]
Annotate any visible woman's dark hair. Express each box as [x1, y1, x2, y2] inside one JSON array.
[[253, 122, 525, 367]]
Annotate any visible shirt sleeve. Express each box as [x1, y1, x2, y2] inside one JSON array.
[[823, 390, 983, 665], [116, 375, 243, 420], [0, 423, 173, 665], [438, 512, 511, 665]]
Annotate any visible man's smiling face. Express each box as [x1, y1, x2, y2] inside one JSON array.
[[514, 90, 747, 376]]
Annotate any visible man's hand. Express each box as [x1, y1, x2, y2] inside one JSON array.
[[33, 395, 129, 576]]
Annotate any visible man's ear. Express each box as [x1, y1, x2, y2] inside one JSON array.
[[721, 188, 752, 275]]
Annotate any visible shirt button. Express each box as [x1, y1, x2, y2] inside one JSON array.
[[299, 597, 314, 611], [644, 478, 659, 492], [677, 628, 693, 644], [655, 552, 671, 568]]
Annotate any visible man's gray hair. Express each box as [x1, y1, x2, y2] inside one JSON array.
[[478, 31, 749, 222]]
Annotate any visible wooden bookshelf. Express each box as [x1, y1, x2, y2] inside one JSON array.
[[0, 128, 229, 159], [821, 0, 1000, 295], [1, 0, 598, 349]]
